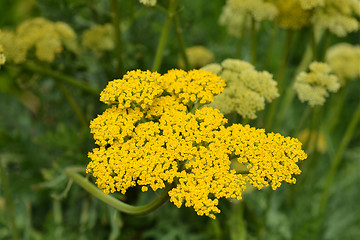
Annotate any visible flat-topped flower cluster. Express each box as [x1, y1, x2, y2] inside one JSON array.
[[87, 69, 307, 219]]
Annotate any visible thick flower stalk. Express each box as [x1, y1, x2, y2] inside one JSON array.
[[294, 61, 340, 107], [87, 69, 306, 219], [203, 59, 279, 119], [0, 17, 76, 63]]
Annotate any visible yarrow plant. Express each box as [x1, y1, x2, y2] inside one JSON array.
[[86, 69, 306, 219]]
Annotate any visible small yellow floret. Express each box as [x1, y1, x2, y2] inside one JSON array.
[[100, 70, 163, 109]]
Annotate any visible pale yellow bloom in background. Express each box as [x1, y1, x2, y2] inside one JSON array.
[[326, 43, 360, 84], [81, 24, 114, 56], [271, 0, 311, 30], [139, 0, 157, 6], [219, 0, 277, 37], [0, 44, 6, 66], [312, 0, 360, 36], [178, 46, 215, 69], [294, 62, 340, 107], [299, 0, 325, 10], [0, 17, 76, 63], [203, 59, 279, 119]]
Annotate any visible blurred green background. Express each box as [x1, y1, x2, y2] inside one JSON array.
[[0, 0, 359, 239]]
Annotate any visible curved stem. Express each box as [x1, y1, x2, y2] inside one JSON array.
[[110, 0, 125, 77], [152, 0, 179, 72], [23, 62, 100, 96], [318, 101, 360, 216], [310, 26, 317, 61], [173, 11, 189, 70], [66, 168, 173, 215]]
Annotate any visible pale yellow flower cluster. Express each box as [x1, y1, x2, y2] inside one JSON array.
[[312, 0, 360, 36], [139, 0, 157, 6], [299, 0, 325, 10], [294, 62, 340, 107], [178, 46, 215, 69], [81, 24, 114, 56], [87, 69, 306, 219], [271, 0, 312, 29], [0, 17, 76, 63], [326, 43, 360, 84], [0, 44, 5, 66], [203, 59, 279, 119], [219, 0, 277, 37]]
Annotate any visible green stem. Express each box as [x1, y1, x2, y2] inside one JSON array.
[[250, 17, 257, 66], [0, 161, 20, 240], [235, 14, 248, 59], [172, 11, 189, 70], [152, 0, 179, 72], [23, 62, 100, 96], [110, 0, 125, 77], [318, 101, 360, 216], [66, 168, 173, 215], [274, 37, 313, 129], [326, 86, 347, 132], [55, 81, 88, 128], [319, 30, 330, 61], [310, 26, 317, 61], [264, 30, 293, 130]]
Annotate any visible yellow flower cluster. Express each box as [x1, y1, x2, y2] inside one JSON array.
[[270, 0, 311, 30], [87, 69, 306, 219], [161, 69, 226, 104], [326, 43, 360, 84], [219, 0, 277, 37], [100, 70, 163, 109], [0, 17, 76, 63], [81, 24, 114, 56], [312, 0, 360, 36], [203, 59, 279, 119], [178, 46, 215, 69], [294, 62, 340, 107], [0, 44, 5, 66], [139, 0, 157, 6]]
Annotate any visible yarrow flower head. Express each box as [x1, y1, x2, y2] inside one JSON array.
[[311, 0, 360, 36], [219, 0, 278, 37], [294, 61, 340, 107], [299, 0, 325, 10], [270, 0, 312, 30], [326, 43, 360, 84], [81, 24, 114, 56], [87, 69, 306, 219], [178, 46, 215, 69], [0, 17, 76, 63], [203, 59, 279, 119]]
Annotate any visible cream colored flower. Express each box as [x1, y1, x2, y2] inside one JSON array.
[[326, 43, 360, 84], [178, 46, 215, 69], [81, 24, 114, 56], [203, 59, 279, 119], [294, 62, 340, 106]]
